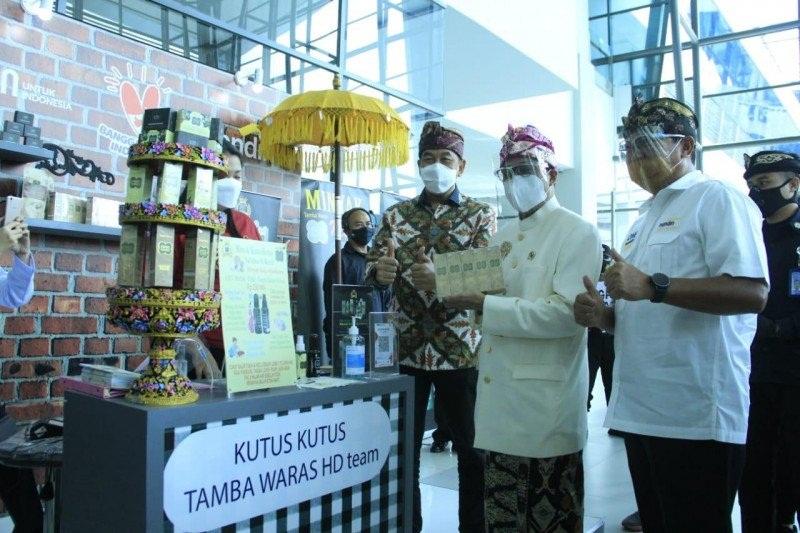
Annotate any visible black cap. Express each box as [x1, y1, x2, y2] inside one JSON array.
[[743, 150, 800, 180]]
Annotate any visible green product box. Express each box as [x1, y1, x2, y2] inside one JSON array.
[[446, 250, 464, 296], [461, 252, 478, 293], [13, 111, 34, 126], [125, 165, 153, 203], [3, 121, 24, 135], [157, 162, 183, 204], [0, 132, 21, 143], [485, 246, 504, 292], [146, 224, 175, 287], [182, 228, 212, 290], [433, 253, 450, 298], [175, 109, 211, 138], [207, 233, 219, 288], [118, 225, 143, 286], [206, 139, 222, 154], [186, 167, 214, 209]]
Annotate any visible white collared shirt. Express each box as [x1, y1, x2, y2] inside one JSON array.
[[606, 170, 769, 444]]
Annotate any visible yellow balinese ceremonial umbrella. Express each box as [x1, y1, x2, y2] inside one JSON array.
[[241, 75, 409, 282]]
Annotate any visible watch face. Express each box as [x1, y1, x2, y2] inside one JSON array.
[[652, 273, 669, 288]]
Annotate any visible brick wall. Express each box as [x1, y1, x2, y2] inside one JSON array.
[[0, 4, 301, 420]]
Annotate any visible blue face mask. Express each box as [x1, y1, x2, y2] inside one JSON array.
[[350, 226, 375, 246]]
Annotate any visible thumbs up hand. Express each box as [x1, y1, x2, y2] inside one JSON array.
[[574, 275, 606, 328], [603, 248, 654, 302], [375, 238, 400, 286], [410, 246, 436, 292]]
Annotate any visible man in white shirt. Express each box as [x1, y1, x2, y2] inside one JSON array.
[[447, 125, 601, 532], [574, 97, 769, 533]]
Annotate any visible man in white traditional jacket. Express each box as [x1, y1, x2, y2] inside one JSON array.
[[446, 125, 601, 532]]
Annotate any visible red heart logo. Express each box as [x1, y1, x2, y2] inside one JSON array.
[[119, 81, 161, 134]]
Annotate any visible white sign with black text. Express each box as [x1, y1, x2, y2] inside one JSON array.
[[163, 401, 392, 532]]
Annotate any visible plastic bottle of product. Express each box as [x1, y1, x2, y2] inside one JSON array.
[[261, 294, 271, 334], [344, 317, 365, 376], [295, 335, 307, 379], [253, 294, 262, 334], [306, 334, 320, 378]]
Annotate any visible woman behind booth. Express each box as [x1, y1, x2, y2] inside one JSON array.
[[175, 141, 261, 372]]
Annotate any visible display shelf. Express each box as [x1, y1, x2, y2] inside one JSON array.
[[26, 219, 121, 240], [0, 141, 53, 163]]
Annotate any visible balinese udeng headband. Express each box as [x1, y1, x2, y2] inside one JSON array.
[[622, 96, 698, 139], [743, 150, 800, 180], [499, 124, 557, 169], [418, 121, 465, 159]]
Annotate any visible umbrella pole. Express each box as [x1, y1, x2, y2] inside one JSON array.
[[333, 141, 343, 284]]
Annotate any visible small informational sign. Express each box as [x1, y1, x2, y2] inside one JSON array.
[[369, 312, 399, 375], [163, 402, 392, 532], [218, 237, 296, 393]]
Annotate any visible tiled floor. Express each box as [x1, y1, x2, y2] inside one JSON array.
[[418, 378, 639, 533], [417, 379, 752, 533]]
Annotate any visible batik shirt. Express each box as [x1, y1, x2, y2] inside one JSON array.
[[366, 188, 496, 370]]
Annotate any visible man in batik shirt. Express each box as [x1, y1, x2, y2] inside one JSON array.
[[367, 121, 496, 533]]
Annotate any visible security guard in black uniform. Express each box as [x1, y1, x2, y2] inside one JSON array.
[[739, 150, 800, 533]]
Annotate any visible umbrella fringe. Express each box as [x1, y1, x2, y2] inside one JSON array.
[[257, 109, 409, 173]]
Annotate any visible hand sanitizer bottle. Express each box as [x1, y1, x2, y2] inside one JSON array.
[[344, 317, 365, 376], [295, 335, 307, 380]]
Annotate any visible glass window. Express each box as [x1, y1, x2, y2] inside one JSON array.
[[608, 4, 668, 56], [701, 30, 800, 95], [702, 84, 800, 146], [120, 0, 163, 48], [169, 0, 340, 63], [698, 0, 800, 38], [590, 17, 610, 56], [69, 0, 120, 33], [590, 0, 609, 18], [345, 0, 444, 108]]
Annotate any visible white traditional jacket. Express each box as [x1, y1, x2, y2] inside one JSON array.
[[474, 197, 602, 458]]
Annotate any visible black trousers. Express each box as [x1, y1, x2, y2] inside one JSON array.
[[0, 464, 43, 533], [586, 328, 614, 411], [624, 433, 745, 533], [401, 365, 485, 533], [739, 382, 800, 532], [431, 387, 452, 445]]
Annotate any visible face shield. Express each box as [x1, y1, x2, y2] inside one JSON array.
[[494, 155, 551, 213], [622, 126, 686, 192]]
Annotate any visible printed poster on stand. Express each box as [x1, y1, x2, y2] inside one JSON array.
[[218, 236, 296, 393]]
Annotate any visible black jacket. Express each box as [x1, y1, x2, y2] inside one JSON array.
[[751, 204, 800, 384], [322, 241, 391, 357]]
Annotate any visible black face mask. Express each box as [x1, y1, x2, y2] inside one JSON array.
[[350, 226, 375, 246], [749, 179, 796, 217]]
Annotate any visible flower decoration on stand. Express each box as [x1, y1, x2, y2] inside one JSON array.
[[120, 202, 227, 232], [128, 141, 226, 174]]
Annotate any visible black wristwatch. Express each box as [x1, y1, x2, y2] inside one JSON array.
[[650, 273, 670, 303]]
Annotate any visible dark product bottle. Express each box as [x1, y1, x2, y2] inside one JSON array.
[[261, 294, 270, 334], [306, 334, 321, 377], [253, 294, 262, 334]]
